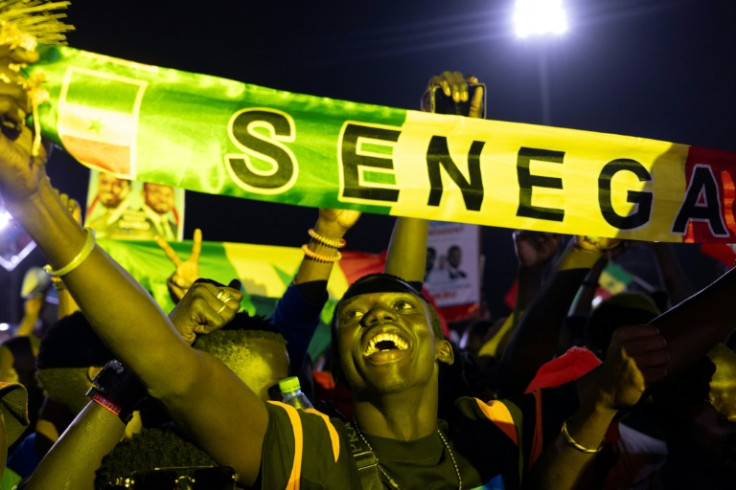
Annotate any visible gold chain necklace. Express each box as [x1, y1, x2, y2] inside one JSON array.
[[351, 422, 463, 490]]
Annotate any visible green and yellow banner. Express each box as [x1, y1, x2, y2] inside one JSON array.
[[29, 45, 736, 243], [99, 238, 351, 359]]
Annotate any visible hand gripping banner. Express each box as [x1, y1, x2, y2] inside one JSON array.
[[28, 45, 736, 243]]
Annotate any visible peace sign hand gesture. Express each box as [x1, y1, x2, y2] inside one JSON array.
[[156, 228, 202, 303]]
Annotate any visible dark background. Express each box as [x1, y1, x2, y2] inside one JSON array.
[[3, 0, 734, 322]]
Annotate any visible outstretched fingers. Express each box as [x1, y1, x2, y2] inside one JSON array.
[[429, 70, 469, 102], [190, 228, 202, 262], [156, 235, 183, 266]]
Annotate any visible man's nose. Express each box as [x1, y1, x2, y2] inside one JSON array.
[[363, 304, 396, 325]]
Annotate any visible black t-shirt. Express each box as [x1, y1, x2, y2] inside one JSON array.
[[259, 382, 577, 489]]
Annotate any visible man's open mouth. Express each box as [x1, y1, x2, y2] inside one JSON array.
[[363, 332, 409, 357]]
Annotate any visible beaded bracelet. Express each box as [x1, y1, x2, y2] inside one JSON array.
[[308, 228, 346, 249], [44, 227, 96, 277], [301, 244, 341, 263], [561, 420, 603, 454]]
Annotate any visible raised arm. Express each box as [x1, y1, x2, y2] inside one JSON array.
[[529, 260, 736, 488], [0, 50, 267, 485], [21, 401, 126, 490], [385, 71, 484, 283], [23, 282, 243, 490], [499, 236, 619, 395], [270, 208, 360, 374], [51, 194, 82, 319], [385, 217, 429, 282], [526, 324, 668, 489], [648, 241, 696, 306]]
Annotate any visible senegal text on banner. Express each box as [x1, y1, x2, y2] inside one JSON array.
[[29, 45, 736, 243]]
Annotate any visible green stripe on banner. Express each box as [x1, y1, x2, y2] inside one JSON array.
[[29, 45, 736, 243], [99, 238, 245, 315], [98, 238, 347, 360]]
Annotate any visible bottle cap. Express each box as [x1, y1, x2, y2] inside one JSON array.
[[279, 376, 301, 394]]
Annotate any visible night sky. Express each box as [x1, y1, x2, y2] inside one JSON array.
[[25, 0, 736, 317]]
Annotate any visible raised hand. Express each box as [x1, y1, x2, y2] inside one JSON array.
[[58, 193, 82, 225], [596, 324, 669, 410], [156, 228, 202, 303], [0, 45, 45, 204], [422, 70, 485, 118], [315, 208, 361, 239], [168, 279, 242, 344]]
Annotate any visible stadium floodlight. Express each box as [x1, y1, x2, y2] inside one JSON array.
[[514, 0, 568, 38], [0, 211, 10, 232]]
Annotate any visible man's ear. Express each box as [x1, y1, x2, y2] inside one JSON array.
[[436, 339, 454, 366]]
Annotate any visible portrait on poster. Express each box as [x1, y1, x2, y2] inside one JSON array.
[[424, 222, 480, 309], [84, 170, 185, 241]]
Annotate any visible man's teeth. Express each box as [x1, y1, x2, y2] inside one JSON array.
[[363, 333, 408, 356]]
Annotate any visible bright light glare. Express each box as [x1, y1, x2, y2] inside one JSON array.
[[0, 211, 10, 231], [0, 323, 9, 332], [514, 0, 568, 38]]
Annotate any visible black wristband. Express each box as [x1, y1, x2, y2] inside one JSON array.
[[87, 359, 148, 423]]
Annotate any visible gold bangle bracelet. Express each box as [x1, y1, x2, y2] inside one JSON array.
[[301, 244, 341, 263], [308, 228, 346, 249], [44, 228, 96, 277], [560, 420, 603, 454]]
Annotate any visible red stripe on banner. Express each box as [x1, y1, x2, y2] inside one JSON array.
[[683, 146, 736, 243], [60, 135, 132, 175], [721, 170, 736, 232], [701, 243, 736, 267]]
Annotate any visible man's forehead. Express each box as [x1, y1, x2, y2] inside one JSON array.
[[338, 291, 422, 310], [341, 291, 420, 305]]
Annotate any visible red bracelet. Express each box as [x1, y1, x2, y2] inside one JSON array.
[[90, 391, 123, 418]]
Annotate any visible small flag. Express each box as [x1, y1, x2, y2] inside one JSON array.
[[57, 67, 147, 178]]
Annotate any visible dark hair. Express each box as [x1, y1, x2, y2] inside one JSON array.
[[36, 312, 115, 370], [193, 312, 286, 369], [95, 428, 217, 489]]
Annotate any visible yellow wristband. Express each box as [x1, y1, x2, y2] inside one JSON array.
[[561, 420, 603, 454], [44, 228, 96, 277]]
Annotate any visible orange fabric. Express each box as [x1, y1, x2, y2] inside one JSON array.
[[529, 390, 544, 468], [272, 402, 303, 490], [305, 408, 341, 463], [475, 399, 518, 445]]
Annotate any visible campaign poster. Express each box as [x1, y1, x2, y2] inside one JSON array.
[[424, 221, 481, 322], [85, 170, 185, 241]]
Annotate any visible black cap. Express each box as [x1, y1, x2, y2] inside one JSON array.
[[339, 273, 428, 305]]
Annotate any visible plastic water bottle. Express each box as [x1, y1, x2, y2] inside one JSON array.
[[279, 376, 314, 410]]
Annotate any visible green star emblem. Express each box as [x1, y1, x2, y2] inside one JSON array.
[[88, 118, 104, 134]]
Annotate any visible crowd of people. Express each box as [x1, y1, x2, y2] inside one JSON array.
[[0, 47, 733, 490]]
